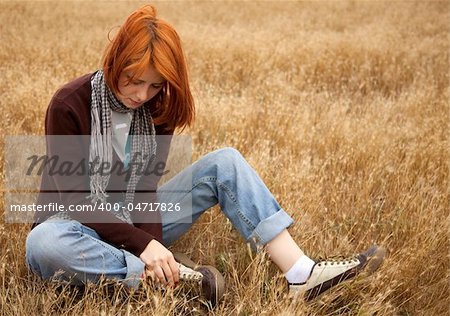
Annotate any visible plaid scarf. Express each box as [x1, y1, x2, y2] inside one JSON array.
[[89, 70, 157, 223]]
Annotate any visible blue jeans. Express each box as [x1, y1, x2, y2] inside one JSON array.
[[25, 147, 294, 289]]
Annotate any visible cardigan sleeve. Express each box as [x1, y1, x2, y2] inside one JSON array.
[[43, 97, 156, 257]]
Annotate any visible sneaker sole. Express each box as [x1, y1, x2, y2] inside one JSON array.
[[196, 265, 226, 306]]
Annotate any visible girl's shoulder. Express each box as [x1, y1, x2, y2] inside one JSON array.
[[45, 73, 96, 134], [51, 72, 95, 106]]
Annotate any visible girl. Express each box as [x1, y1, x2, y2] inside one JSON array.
[[25, 4, 384, 304]]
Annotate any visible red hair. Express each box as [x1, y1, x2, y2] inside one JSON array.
[[102, 5, 194, 131]]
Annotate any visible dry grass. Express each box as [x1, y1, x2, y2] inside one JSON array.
[[1, 0, 449, 315]]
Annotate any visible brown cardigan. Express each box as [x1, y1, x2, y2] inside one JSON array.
[[31, 72, 173, 257]]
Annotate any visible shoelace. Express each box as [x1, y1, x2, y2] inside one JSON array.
[[179, 263, 203, 281], [316, 257, 360, 267]]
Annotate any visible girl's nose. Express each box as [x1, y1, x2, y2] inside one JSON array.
[[136, 87, 150, 102]]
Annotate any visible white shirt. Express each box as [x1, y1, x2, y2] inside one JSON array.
[[111, 111, 132, 163]]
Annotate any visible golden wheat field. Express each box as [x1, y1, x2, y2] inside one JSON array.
[[0, 0, 449, 315]]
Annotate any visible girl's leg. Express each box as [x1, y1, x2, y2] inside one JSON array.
[[265, 229, 304, 272], [158, 147, 385, 300], [25, 219, 144, 289]]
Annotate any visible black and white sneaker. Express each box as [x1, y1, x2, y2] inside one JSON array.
[[289, 245, 386, 301], [174, 252, 225, 306]]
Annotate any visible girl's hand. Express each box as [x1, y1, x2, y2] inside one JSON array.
[[139, 239, 179, 285]]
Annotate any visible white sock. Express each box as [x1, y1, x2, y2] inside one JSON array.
[[284, 255, 315, 284]]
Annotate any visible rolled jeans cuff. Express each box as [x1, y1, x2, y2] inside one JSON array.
[[248, 208, 294, 252], [122, 250, 145, 289]]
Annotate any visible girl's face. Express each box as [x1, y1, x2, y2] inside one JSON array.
[[116, 65, 166, 109]]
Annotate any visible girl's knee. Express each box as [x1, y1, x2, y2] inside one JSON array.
[[207, 147, 244, 167], [26, 221, 75, 270], [192, 147, 246, 181]]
